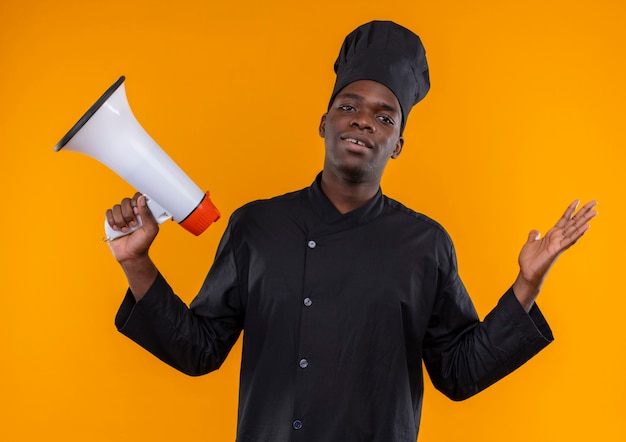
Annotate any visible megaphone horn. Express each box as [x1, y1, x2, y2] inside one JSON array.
[[54, 76, 220, 240]]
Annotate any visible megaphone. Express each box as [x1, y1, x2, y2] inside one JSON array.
[[54, 76, 220, 240]]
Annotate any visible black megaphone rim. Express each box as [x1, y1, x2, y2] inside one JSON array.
[[53, 76, 126, 152]]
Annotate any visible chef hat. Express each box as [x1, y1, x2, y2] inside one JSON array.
[[329, 20, 430, 132]]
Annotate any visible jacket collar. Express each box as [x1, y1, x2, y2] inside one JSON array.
[[307, 172, 385, 227]]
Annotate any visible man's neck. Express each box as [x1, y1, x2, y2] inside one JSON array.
[[320, 169, 380, 214]]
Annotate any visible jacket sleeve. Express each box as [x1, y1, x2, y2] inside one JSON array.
[[422, 238, 553, 401], [115, 222, 244, 376]]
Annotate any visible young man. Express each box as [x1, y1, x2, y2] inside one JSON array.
[[107, 21, 597, 441]]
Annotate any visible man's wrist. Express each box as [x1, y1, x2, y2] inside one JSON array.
[[120, 255, 158, 301], [512, 273, 542, 313]]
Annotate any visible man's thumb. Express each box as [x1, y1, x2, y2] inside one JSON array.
[[527, 229, 541, 242], [136, 195, 159, 231]]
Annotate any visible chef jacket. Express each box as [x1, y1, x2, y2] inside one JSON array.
[[116, 174, 553, 441]]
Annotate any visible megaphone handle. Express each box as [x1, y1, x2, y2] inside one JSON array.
[[103, 195, 172, 241]]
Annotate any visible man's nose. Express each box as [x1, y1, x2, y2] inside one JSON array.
[[350, 111, 375, 132]]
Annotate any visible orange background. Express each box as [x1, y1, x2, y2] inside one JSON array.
[[1, 0, 624, 440]]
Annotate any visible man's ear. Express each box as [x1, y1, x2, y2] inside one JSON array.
[[391, 137, 404, 159], [319, 114, 327, 138]]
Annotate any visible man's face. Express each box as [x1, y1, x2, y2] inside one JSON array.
[[319, 80, 404, 184]]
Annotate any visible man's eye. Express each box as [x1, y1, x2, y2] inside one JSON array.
[[378, 115, 395, 125], [339, 105, 355, 111]]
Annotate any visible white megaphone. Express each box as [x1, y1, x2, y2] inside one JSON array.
[[54, 76, 220, 241]]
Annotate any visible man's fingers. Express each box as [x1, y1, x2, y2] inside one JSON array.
[[555, 200, 580, 228], [105, 195, 143, 233], [567, 200, 598, 231], [576, 200, 599, 221], [105, 208, 118, 231], [560, 200, 598, 245], [556, 200, 598, 228]]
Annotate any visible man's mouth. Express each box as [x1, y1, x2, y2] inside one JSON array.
[[342, 137, 369, 148]]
